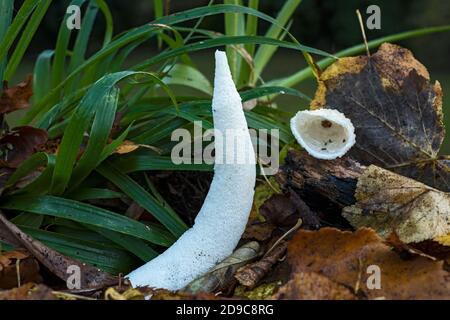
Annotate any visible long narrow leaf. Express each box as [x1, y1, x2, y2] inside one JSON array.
[[33, 50, 54, 103], [51, 0, 87, 90], [0, 0, 37, 68], [133, 35, 332, 71], [224, 0, 244, 81], [96, 161, 188, 237], [21, 4, 317, 124], [68, 88, 119, 191], [18, 226, 139, 274], [252, 0, 302, 83], [110, 154, 213, 173], [0, 195, 175, 246], [50, 71, 136, 195], [87, 225, 158, 261], [269, 25, 450, 88], [0, 0, 13, 81], [4, 0, 53, 80]]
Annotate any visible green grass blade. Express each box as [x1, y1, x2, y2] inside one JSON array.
[[51, 0, 87, 90], [0, 195, 175, 246], [224, 0, 244, 81], [11, 213, 44, 228], [20, 3, 311, 124], [0, 0, 13, 81], [52, 222, 119, 243], [133, 35, 333, 71], [33, 50, 54, 104], [35, 86, 90, 130], [0, 0, 37, 70], [240, 85, 310, 102], [67, 1, 98, 73], [238, 0, 259, 86], [110, 154, 213, 173], [50, 71, 136, 195], [13, 158, 56, 196], [98, 123, 133, 163], [66, 187, 123, 201], [64, 1, 99, 93], [87, 225, 158, 261], [144, 173, 180, 222], [252, 0, 301, 83], [18, 226, 139, 274], [4, 152, 53, 190], [95, 0, 113, 46], [96, 161, 188, 237], [4, 0, 53, 81], [153, 0, 164, 48], [68, 88, 119, 191], [131, 117, 187, 144], [244, 0, 259, 55], [109, 42, 142, 73], [270, 25, 450, 88], [163, 63, 213, 95]]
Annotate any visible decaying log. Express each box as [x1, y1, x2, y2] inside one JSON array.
[[276, 149, 364, 214]]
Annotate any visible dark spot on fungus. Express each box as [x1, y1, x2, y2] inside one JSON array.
[[321, 120, 332, 128]]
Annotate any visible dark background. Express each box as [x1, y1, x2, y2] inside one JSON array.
[[10, 0, 450, 150], [23, 0, 450, 72]]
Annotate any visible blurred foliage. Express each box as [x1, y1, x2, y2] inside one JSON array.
[[23, 0, 450, 71]]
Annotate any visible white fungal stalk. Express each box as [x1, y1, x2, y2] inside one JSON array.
[[127, 51, 256, 290], [290, 109, 356, 160]]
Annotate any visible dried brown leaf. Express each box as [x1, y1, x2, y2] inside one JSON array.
[[287, 227, 450, 299], [273, 272, 356, 300], [311, 43, 449, 191], [342, 165, 450, 243], [235, 240, 287, 288], [259, 194, 297, 228], [0, 249, 42, 289], [385, 232, 437, 261], [114, 140, 140, 154], [0, 126, 48, 168], [0, 75, 33, 115], [0, 283, 55, 300], [183, 241, 260, 294], [260, 193, 320, 230], [0, 213, 117, 289], [242, 222, 275, 241], [151, 289, 226, 300]]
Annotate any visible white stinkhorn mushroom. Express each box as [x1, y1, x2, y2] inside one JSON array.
[[127, 50, 256, 290], [290, 109, 356, 160]]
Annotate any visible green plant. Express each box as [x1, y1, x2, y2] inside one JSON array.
[[0, 0, 448, 275]]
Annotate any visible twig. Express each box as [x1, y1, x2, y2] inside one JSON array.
[[356, 9, 371, 58], [16, 259, 21, 287], [52, 291, 96, 300], [264, 218, 302, 257]]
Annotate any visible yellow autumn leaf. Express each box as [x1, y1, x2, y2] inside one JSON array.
[[434, 233, 450, 246], [114, 140, 140, 154]]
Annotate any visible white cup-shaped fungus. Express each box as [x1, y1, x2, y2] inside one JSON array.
[[290, 109, 356, 160]]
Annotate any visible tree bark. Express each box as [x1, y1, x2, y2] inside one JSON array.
[[276, 149, 364, 214]]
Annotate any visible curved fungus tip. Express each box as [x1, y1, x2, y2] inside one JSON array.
[[126, 50, 255, 291], [290, 109, 356, 160]]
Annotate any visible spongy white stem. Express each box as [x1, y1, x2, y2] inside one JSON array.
[[127, 50, 256, 290], [290, 109, 356, 160]]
